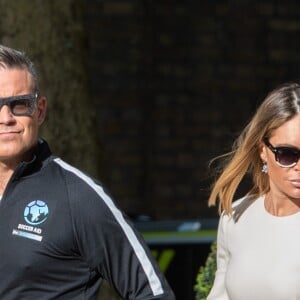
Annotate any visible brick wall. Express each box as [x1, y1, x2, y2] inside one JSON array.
[[84, 1, 300, 219]]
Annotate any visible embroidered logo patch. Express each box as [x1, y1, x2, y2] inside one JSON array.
[[12, 200, 49, 242], [24, 200, 49, 225]]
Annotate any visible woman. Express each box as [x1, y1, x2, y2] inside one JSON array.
[[207, 82, 300, 299]]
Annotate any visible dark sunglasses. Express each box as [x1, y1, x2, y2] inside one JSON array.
[[263, 137, 300, 168], [0, 94, 37, 116]]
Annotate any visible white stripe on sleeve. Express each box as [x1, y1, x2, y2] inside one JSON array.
[[54, 158, 164, 296]]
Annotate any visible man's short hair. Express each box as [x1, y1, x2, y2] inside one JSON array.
[[0, 45, 39, 94]]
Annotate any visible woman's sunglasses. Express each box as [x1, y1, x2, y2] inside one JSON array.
[[0, 94, 37, 117], [263, 137, 300, 168]]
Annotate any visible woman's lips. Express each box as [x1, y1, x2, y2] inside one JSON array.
[[290, 179, 300, 188]]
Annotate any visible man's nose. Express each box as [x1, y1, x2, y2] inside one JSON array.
[[0, 105, 15, 123]]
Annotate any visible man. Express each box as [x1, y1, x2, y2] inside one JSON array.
[[0, 44, 175, 299]]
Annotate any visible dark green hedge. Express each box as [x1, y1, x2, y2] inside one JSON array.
[[194, 241, 217, 300]]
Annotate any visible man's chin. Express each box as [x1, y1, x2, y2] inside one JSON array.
[[0, 149, 29, 164]]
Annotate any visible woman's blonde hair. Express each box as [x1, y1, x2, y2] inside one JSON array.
[[208, 82, 300, 214]]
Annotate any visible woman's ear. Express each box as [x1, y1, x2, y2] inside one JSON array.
[[260, 142, 267, 162]]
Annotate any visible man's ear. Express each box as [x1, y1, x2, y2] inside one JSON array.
[[36, 96, 47, 125]]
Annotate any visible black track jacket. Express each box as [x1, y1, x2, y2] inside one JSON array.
[[0, 139, 175, 300]]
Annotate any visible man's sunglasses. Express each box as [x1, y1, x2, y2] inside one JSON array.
[[0, 94, 37, 116], [263, 137, 300, 168]]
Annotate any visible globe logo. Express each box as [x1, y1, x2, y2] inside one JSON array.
[[24, 200, 49, 225]]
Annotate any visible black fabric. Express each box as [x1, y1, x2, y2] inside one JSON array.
[[0, 140, 175, 300]]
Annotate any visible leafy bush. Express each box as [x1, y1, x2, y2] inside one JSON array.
[[194, 241, 217, 300]]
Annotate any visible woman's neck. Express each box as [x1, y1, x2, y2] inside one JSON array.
[[265, 193, 300, 216]]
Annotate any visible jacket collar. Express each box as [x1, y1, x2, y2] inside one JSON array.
[[13, 139, 52, 180]]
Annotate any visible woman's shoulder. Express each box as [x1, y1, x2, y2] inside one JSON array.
[[232, 195, 256, 209], [232, 195, 263, 222]]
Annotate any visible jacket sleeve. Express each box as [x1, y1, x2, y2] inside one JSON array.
[[70, 179, 175, 300], [207, 213, 230, 300]]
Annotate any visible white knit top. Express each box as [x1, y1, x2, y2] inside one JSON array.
[[207, 195, 300, 300]]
